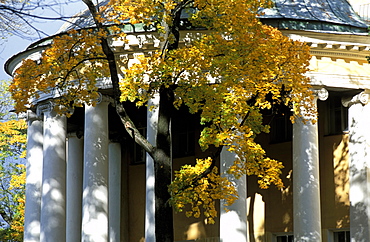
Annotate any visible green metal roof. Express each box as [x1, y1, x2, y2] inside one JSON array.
[[259, 0, 369, 33]]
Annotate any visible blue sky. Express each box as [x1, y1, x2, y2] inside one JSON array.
[[0, 0, 86, 81]]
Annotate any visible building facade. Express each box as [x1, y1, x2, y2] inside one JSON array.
[[5, 0, 370, 241]]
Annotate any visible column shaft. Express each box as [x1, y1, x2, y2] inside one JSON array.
[[145, 96, 158, 242], [348, 99, 370, 241], [82, 102, 109, 241], [66, 134, 83, 242], [24, 112, 43, 242], [293, 99, 322, 241], [109, 142, 122, 242], [40, 109, 67, 242], [220, 149, 247, 242]]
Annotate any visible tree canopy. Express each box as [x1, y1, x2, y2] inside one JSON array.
[[0, 81, 27, 241], [9, 0, 313, 240]]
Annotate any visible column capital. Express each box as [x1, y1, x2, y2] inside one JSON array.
[[67, 131, 84, 139], [342, 91, 370, 107], [96, 93, 115, 105], [294, 88, 323, 122], [37, 101, 75, 116], [26, 110, 42, 122], [313, 87, 329, 101], [36, 101, 53, 116]]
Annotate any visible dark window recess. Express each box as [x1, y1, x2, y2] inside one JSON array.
[[172, 111, 196, 158], [325, 94, 348, 135], [276, 235, 294, 242], [334, 231, 350, 242], [270, 106, 293, 143], [172, 127, 195, 158], [132, 127, 147, 164]]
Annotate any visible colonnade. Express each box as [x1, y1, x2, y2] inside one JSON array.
[[291, 89, 370, 241], [216, 89, 328, 242], [23, 89, 370, 242], [217, 88, 370, 242], [23, 98, 122, 242]]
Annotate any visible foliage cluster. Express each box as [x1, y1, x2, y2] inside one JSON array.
[[169, 157, 237, 224], [9, 0, 313, 226], [0, 164, 26, 242], [0, 81, 27, 241]]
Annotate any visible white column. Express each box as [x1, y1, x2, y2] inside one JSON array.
[[39, 103, 67, 242], [344, 91, 370, 242], [109, 142, 121, 242], [220, 149, 247, 242], [24, 111, 43, 242], [292, 89, 327, 242], [66, 133, 83, 242], [145, 95, 159, 242], [82, 100, 109, 242]]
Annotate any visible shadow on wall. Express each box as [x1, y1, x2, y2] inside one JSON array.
[[248, 193, 265, 242], [177, 238, 220, 242], [184, 221, 207, 240], [246, 140, 294, 240], [333, 134, 350, 228], [348, 112, 370, 241]]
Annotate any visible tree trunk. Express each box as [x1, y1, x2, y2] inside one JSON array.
[[153, 87, 174, 241]]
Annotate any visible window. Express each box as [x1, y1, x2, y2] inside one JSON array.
[[325, 93, 348, 135], [172, 127, 195, 158], [172, 109, 197, 158], [270, 106, 293, 143], [276, 234, 293, 242], [334, 231, 350, 242], [172, 118, 195, 158]]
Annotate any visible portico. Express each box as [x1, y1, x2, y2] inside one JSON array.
[[23, 97, 123, 242], [7, 0, 370, 241]]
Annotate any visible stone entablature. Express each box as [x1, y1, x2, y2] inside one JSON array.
[[309, 72, 370, 91], [283, 30, 370, 62]]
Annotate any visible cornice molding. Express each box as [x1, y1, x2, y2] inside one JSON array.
[[283, 30, 370, 62], [310, 50, 369, 61]]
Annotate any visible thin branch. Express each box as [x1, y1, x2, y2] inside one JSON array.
[[80, 0, 158, 158], [116, 103, 156, 155], [67, 39, 82, 61], [55, 56, 108, 90], [171, 145, 223, 196], [0, 5, 77, 21]]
